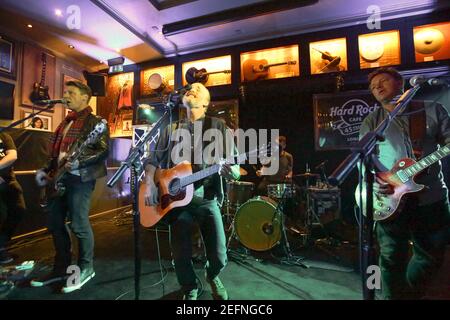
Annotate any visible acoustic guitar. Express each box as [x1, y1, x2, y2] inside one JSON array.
[[355, 143, 450, 221], [242, 59, 297, 81], [185, 67, 231, 85], [139, 144, 275, 227], [30, 52, 50, 103]]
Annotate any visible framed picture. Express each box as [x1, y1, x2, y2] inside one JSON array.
[[0, 37, 13, 74], [310, 38, 348, 74], [22, 111, 52, 132]]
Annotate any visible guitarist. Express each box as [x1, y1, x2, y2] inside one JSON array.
[[31, 81, 109, 293], [360, 67, 450, 299], [144, 83, 240, 300]]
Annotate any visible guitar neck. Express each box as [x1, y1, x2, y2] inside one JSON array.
[[403, 143, 450, 178], [202, 70, 231, 76], [40, 53, 47, 86], [264, 61, 295, 69], [180, 164, 220, 187]]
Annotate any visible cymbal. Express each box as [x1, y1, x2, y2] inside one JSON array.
[[293, 173, 320, 178], [239, 167, 248, 176]]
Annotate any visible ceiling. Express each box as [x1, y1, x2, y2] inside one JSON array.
[[0, 0, 448, 71]]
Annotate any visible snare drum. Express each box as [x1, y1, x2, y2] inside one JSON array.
[[234, 196, 281, 251], [226, 181, 254, 208], [267, 183, 296, 199]]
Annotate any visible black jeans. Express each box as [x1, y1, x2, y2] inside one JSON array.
[[47, 174, 96, 273], [376, 197, 450, 299], [0, 180, 26, 248], [167, 199, 227, 292]]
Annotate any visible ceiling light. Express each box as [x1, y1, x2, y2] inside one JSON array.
[[55, 9, 62, 16], [115, 48, 121, 53], [68, 44, 75, 49], [27, 24, 33, 28]]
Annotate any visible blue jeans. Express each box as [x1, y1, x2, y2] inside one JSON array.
[[47, 174, 96, 273], [167, 199, 227, 292]]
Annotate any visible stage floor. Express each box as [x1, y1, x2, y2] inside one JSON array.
[[1, 211, 449, 300]]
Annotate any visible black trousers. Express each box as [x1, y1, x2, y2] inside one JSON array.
[[376, 197, 450, 299], [0, 180, 26, 248]]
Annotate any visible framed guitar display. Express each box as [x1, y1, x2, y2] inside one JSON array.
[[21, 44, 56, 111], [310, 38, 347, 75], [141, 65, 175, 96], [104, 72, 134, 137], [413, 21, 450, 63], [240, 45, 299, 82], [358, 30, 401, 69], [182, 55, 231, 87]]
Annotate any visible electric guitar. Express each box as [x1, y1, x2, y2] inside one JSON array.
[[185, 67, 231, 85], [242, 59, 297, 81], [355, 143, 450, 221], [39, 120, 108, 207], [30, 52, 50, 103], [139, 144, 275, 227]]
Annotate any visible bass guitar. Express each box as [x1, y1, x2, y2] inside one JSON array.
[[39, 120, 108, 206], [355, 143, 450, 221], [139, 144, 275, 227]]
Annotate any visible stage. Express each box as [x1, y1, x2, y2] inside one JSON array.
[[1, 210, 449, 300]]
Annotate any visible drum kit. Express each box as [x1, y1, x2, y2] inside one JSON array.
[[223, 168, 341, 257]]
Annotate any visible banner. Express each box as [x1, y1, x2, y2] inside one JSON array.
[[313, 90, 380, 150]]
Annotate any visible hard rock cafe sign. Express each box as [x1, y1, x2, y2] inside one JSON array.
[[314, 91, 380, 150]]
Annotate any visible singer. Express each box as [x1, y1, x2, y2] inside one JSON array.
[[360, 67, 450, 300], [30, 81, 110, 293], [143, 82, 240, 300]]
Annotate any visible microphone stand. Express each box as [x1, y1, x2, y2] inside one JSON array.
[[106, 92, 179, 300], [327, 83, 423, 300], [0, 103, 57, 132]]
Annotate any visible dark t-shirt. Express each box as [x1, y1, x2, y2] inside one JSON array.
[[0, 132, 16, 180]]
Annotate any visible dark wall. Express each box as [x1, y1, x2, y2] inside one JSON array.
[[1, 128, 132, 236]]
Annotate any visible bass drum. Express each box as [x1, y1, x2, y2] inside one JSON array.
[[234, 196, 282, 251]]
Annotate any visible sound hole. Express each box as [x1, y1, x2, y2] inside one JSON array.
[[168, 178, 182, 196]]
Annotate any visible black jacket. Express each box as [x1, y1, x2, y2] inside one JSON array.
[[46, 114, 110, 182]]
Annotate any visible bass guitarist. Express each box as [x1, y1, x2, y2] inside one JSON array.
[[359, 67, 450, 299], [31, 81, 109, 293], [144, 82, 240, 300]]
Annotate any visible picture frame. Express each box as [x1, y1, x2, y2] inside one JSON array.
[[0, 37, 13, 74], [22, 111, 52, 132]]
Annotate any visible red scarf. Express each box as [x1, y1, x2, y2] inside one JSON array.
[[49, 106, 92, 158]]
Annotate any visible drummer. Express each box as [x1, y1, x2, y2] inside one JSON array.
[[256, 135, 293, 196]]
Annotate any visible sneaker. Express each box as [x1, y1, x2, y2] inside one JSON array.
[[182, 288, 198, 300], [206, 275, 228, 300], [30, 271, 68, 287], [0, 250, 13, 265], [61, 268, 95, 293]]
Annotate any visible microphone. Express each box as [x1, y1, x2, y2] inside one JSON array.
[[34, 98, 67, 105], [409, 75, 449, 87], [314, 160, 328, 170]]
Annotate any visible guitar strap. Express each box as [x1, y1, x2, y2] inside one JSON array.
[[408, 101, 426, 160]]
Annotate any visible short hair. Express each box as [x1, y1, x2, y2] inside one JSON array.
[[277, 136, 286, 143], [368, 67, 404, 88], [65, 81, 92, 102]]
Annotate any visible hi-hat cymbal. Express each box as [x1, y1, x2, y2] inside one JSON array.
[[293, 173, 320, 178]]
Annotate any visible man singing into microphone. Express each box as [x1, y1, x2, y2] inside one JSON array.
[[359, 67, 450, 299], [31, 81, 109, 293], [144, 82, 240, 300]]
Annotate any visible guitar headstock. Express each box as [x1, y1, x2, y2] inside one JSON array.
[[86, 119, 107, 144]]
